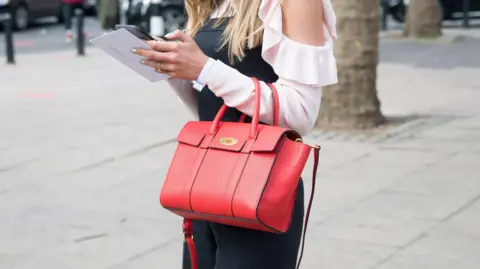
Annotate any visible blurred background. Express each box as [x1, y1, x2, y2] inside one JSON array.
[[0, 0, 479, 269]]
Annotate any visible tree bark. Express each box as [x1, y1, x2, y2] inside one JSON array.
[[316, 0, 384, 130], [403, 0, 442, 38]]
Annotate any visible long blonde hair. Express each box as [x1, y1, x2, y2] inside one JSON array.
[[184, 0, 266, 63]]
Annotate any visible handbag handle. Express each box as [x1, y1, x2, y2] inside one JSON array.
[[210, 77, 261, 138], [237, 83, 279, 126], [209, 78, 279, 136], [268, 83, 280, 127]]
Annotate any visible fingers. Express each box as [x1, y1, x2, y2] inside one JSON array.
[[133, 48, 172, 63], [142, 60, 176, 74], [133, 35, 189, 78], [141, 59, 158, 69], [166, 30, 192, 43], [145, 40, 179, 52]]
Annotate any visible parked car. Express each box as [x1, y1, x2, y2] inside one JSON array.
[[123, 0, 185, 34], [0, 0, 63, 30], [0, 0, 96, 31], [386, 0, 480, 23]]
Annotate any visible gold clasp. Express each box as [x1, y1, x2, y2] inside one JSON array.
[[219, 137, 238, 146]]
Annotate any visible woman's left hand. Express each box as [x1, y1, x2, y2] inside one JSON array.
[[133, 30, 209, 80]]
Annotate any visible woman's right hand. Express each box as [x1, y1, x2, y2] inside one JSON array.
[[134, 30, 209, 81]]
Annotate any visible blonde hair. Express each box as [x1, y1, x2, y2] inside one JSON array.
[[184, 0, 266, 63]]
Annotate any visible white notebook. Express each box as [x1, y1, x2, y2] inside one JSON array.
[[90, 28, 170, 82]]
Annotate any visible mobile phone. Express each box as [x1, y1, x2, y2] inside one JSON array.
[[114, 24, 165, 41]]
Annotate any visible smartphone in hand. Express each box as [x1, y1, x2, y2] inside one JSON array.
[[114, 25, 167, 41]]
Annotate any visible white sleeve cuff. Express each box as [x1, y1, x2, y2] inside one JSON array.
[[192, 57, 217, 91]]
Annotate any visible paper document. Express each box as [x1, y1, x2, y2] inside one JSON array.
[[90, 29, 169, 82]]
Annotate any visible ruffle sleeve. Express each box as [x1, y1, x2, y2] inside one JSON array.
[[258, 0, 338, 86]]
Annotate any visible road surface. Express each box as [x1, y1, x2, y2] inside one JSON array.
[[0, 17, 103, 55]]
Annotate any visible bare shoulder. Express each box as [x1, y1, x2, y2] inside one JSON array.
[[281, 0, 326, 46]]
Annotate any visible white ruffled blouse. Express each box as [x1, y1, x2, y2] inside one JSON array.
[[168, 0, 338, 135]]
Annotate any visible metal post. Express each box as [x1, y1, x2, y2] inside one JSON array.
[[75, 8, 85, 56], [150, 0, 165, 36], [3, 13, 15, 64], [462, 0, 470, 28], [381, 0, 389, 31]]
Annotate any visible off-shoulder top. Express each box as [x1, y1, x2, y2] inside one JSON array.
[[167, 0, 338, 135]]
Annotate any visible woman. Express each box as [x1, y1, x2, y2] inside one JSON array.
[[133, 0, 338, 268], [62, 0, 85, 42]]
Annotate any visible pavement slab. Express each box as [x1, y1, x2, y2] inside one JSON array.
[[1, 27, 480, 269]]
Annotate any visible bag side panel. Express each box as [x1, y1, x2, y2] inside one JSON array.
[[257, 139, 311, 232], [231, 151, 276, 221]]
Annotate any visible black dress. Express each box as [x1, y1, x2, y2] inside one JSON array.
[[182, 18, 305, 269]]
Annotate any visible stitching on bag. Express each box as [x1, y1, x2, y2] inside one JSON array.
[[228, 153, 250, 218], [187, 148, 209, 212]]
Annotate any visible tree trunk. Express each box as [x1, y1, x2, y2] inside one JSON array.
[[316, 0, 384, 130], [403, 0, 442, 38]]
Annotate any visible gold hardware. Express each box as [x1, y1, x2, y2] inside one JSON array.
[[311, 144, 321, 150], [219, 137, 238, 146], [294, 138, 320, 150]]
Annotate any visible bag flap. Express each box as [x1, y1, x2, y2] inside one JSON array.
[[209, 123, 297, 152], [177, 121, 211, 146], [177, 121, 300, 152], [209, 122, 251, 152], [250, 125, 297, 152]]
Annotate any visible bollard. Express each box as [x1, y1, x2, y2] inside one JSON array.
[[2, 13, 15, 65], [381, 0, 389, 31], [150, 0, 165, 36], [75, 8, 85, 56], [462, 0, 470, 28]]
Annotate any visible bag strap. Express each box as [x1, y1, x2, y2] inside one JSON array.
[[182, 220, 198, 269], [268, 83, 280, 126], [238, 81, 279, 126], [296, 146, 320, 269], [212, 78, 261, 137], [182, 147, 320, 269]]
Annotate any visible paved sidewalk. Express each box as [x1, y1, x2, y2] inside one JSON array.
[[0, 33, 479, 269]]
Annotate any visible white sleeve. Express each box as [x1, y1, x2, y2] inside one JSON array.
[[202, 0, 338, 136]]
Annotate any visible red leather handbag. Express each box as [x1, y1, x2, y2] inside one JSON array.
[[160, 77, 320, 269]]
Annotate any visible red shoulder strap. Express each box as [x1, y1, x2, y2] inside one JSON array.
[[296, 146, 320, 269], [182, 220, 198, 269]]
